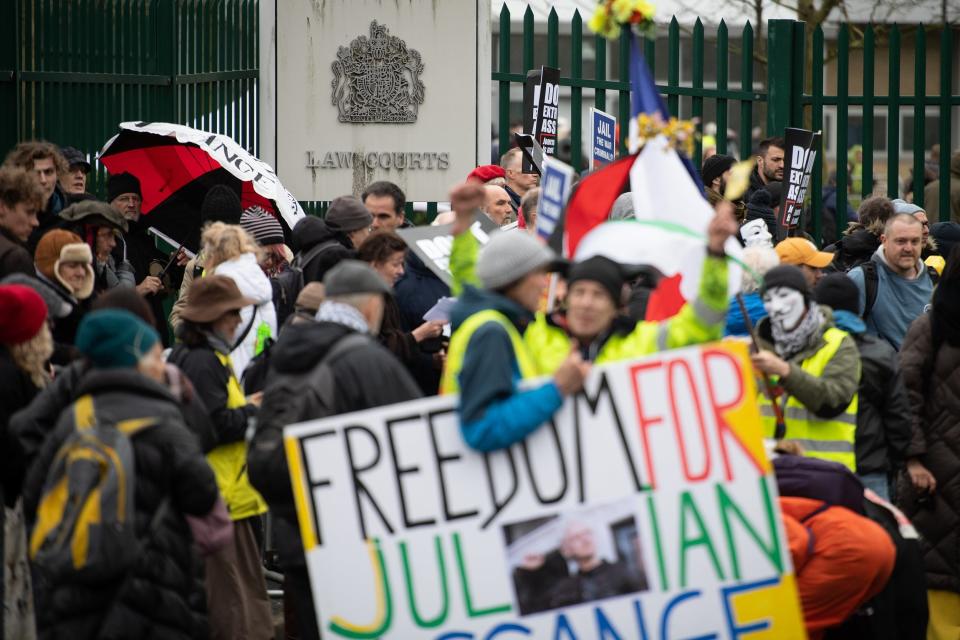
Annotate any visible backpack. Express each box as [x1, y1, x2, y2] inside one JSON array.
[[284, 240, 342, 303], [247, 332, 369, 506], [29, 394, 156, 583], [270, 269, 301, 327], [859, 260, 939, 320], [773, 455, 866, 515]]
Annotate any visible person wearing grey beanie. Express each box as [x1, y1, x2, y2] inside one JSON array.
[[441, 182, 588, 452], [325, 195, 374, 249]]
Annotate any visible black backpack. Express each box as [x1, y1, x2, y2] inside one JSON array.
[[270, 269, 301, 327]]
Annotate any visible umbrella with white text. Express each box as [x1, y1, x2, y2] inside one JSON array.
[[99, 121, 305, 251]]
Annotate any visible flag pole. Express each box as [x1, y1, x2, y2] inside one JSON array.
[[735, 293, 787, 440]]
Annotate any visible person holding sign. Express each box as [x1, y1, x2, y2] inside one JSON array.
[[524, 202, 737, 373], [441, 183, 589, 452], [752, 265, 861, 470]]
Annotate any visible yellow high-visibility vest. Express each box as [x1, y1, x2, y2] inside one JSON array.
[[441, 309, 538, 395], [758, 327, 858, 471]]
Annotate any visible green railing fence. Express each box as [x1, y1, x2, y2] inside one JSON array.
[[2, 2, 957, 243], [494, 6, 959, 243], [0, 0, 259, 197]]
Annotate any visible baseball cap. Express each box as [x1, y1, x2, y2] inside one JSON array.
[[60, 146, 91, 173], [774, 238, 834, 269]]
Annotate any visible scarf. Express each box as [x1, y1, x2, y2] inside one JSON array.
[[831, 309, 866, 336], [315, 301, 370, 334], [772, 304, 824, 360]]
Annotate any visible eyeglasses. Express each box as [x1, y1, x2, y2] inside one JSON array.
[[114, 194, 141, 205]]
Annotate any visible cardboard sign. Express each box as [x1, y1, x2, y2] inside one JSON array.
[[779, 128, 821, 240], [590, 108, 617, 169], [537, 156, 575, 241], [396, 215, 499, 286], [284, 342, 805, 639], [534, 66, 561, 160]]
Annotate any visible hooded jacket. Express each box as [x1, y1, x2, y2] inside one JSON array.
[[922, 151, 960, 223], [8, 360, 216, 509], [212, 252, 277, 378], [291, 216, 354, 285], [248, 319, 421, 566], [899, 313, 960, 593], [22, 370, 220, 640], [848, 246, 934, 350]]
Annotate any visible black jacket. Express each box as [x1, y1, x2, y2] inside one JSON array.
[[743, 166, 767, 204], [22, 370, 219, 640], [168, 341, 256, 449], [0, 346, 42, 507], [395, 250, 451, 333], [10, 360, 217, 488], [36, 274, 90, 366], [0, 226, 35, 279], [851, 332, 913, 474], [291, 216, 354, 284], [249, 320, 421, 566], [824, 228, 880, 273]]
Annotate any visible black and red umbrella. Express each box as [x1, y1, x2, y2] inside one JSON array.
[[99, 121, 304, 251]]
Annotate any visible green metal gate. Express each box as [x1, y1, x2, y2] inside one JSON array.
[[494, 6, 959, 241], [0, 0, 259, 197]]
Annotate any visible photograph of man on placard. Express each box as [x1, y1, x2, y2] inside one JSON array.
[[503, 499, 649, 615]]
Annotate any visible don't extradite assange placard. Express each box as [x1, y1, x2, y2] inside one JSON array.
[[283, 342, 805, 639]]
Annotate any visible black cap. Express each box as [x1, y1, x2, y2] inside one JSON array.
[[932, 222, 960, 260], [323, 260, 392, 297], [701, 154, 736, 188], [567, 256, 625, 304], [813, 273, 859, 315], [107, 172, 141, 203], [60, 146, 91, 173], [761, 265, 810, 298], [201, 185, 243, 226]]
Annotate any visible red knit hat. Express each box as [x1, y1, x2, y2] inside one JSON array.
[[0, 284, 48, 345], [467, 164, 506, 183]]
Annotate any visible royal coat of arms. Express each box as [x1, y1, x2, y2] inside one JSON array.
[[331, 21, 425, 124]]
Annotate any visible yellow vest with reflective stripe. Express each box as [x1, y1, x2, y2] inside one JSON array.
[[206, 351, 268, 521], [441, 309, 538, 395], [758, 327, 858, 471], [523, 315, 667, 375]]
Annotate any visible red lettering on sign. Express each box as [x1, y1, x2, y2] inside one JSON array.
[[667, 359, 711, 482], [630, 360, 664, 490], [700, 347, 765, 481]]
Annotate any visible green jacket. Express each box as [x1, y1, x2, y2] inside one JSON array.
[[756, 305, 861, 417]]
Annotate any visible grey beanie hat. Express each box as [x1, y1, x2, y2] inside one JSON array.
[[891, 198, 924, 216], [476, 230, 558, 290], [326, 196, 374, 233]]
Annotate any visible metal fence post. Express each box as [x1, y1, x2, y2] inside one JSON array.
[[0, 0, 18, 155], [766, 19, 803, 137]]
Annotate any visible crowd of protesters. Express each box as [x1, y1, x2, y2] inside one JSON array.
[[1, 135, 960, 640]]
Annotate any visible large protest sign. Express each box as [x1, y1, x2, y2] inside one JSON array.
[[396, 214, 499, 286], [779, 127, 821, 240], [590, 107, 617, 169], [537, 157, 575, 241], [284, 341, 806, 639]]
